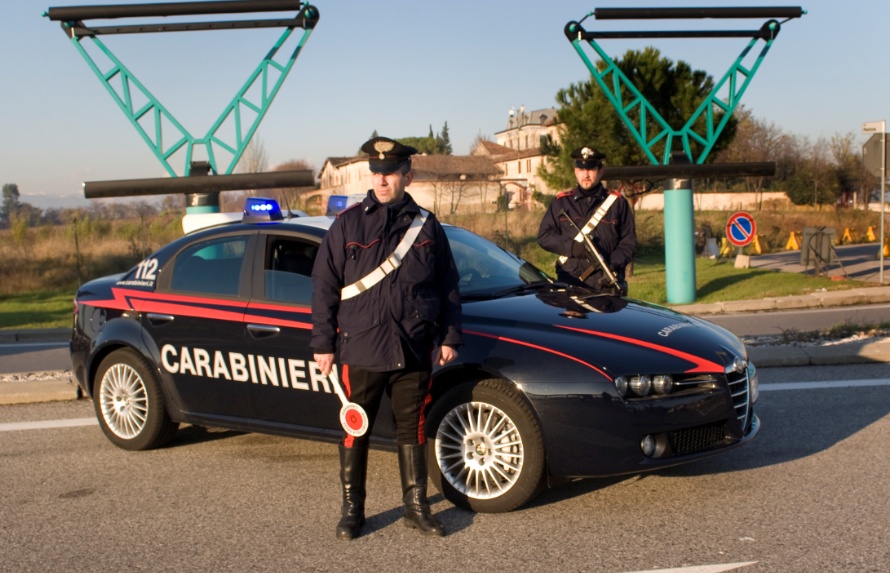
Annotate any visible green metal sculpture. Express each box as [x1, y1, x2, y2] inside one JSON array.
[[45, 1, 319, 179]]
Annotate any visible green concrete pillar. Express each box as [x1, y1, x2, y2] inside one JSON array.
[[664, 178, 696, 304]]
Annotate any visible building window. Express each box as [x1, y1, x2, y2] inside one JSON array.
[[526, 159, 532, 172], [518, 161, 522, 174]]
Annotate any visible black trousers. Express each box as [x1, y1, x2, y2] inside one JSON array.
[[340, 346, 432, 449]]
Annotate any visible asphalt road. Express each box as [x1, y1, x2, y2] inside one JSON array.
[[0, 341, 69, 374], [2, 363, 889, 573], [706, 303, 890, 338]]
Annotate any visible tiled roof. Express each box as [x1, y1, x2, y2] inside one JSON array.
[[412, 155, 501, 178]]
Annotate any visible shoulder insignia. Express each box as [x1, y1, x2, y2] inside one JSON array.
[[335, 201, 363, 218], [556, 189, 576, 199]]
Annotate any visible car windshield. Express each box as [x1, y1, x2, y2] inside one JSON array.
[[443, 226, 552, 299]]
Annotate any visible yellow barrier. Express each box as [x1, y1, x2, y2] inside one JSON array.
[[885, 237, 890, 257], [719, 237, 733, 256], [867, 226, 878, 242], [841, 227, 858, 244], [750, 235, 763, 255], [785, 231, 801, 250]]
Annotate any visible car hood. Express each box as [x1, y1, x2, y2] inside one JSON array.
[[461, 288, 746, 377]]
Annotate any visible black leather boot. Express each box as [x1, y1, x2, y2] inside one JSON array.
[[398, 443, 445, 537], [336, 444, 368, 540]]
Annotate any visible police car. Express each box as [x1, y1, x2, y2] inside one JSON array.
[[70, 197, 759, 513]]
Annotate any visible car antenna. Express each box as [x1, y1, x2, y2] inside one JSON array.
[[282, 194, 293, 219]]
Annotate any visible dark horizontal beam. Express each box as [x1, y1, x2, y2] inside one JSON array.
[[584, 29, 765, 39], [603, 162, 776, 181], [70, 17, 308, 36], [593, 7, 805, 20], [46, 0, 305, 21], [83, 170, 315, 199]]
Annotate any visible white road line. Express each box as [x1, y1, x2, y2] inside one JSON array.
[[0, 418, 98, 432], [760, 378, 890, 391], [623, 561, 758, 573]]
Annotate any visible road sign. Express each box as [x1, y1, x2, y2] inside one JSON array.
[[726, 211, 757, 247], [863, 121, 884, 134], [863, 133, 888, 179]]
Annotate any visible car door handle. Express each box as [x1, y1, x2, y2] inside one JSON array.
[[247, 324, 281, 339], [146, 313, 175, 326]]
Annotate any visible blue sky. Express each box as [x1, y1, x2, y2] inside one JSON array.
[[2, 1, 887, 208]]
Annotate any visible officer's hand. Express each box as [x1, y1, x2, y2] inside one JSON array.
[[435, 345, 458, 366], [314, 353, 335, 377], [570, 241, 588, 259]]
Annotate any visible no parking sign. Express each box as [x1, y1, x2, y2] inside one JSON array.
[[726, 211, 757, 248]]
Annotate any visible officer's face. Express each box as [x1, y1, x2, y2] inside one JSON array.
[[372, 168, 414, 205], [574, 166, 603, 190]]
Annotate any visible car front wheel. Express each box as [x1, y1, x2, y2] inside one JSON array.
[[93, 348, 178, 451], [426, 379, 545, 513]]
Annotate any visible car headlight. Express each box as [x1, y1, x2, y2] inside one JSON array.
[[614, 376, 628, 397], [748, 363, 759, 404], [652, 375, 673, 395], [629, 375, 652, 397]]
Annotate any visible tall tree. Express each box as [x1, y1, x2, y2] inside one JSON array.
[[829, 132, 865, 204], [237, 136, 269, 174], [713, 107, 792, 206], [439, 121, 453, 155], [2, 183, 21, 224], [539, 47, 737, 191]]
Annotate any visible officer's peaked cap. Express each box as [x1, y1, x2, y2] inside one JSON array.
[[361, 137, 418, 173], [571, 146, 606, 169]]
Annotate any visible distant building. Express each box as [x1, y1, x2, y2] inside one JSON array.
[[314, 154, 503, 213], [311, 105, 563, 213]]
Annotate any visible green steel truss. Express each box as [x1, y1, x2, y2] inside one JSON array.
[[567, 21, 780, 166], [59, 6, 317, 177]]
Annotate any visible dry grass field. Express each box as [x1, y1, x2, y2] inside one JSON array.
[[0, 205, 884, 297], [0, 203, 884, 330]]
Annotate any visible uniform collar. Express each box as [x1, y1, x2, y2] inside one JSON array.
[[361, 190, 419, 216], [574, 182, 606, 201]]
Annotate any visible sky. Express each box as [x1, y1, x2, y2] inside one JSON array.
[[2, 1, 888, 208]]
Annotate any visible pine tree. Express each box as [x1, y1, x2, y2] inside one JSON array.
[[439, 121, 453, 155], [539, 47, 737, 190]]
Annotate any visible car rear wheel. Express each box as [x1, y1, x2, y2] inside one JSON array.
[[94, 348, 178, 451], [426, 378, 545, 513]]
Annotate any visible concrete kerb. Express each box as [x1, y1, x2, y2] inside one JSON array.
[[671, 285, 890, 316], [0, 377, 78, 405]]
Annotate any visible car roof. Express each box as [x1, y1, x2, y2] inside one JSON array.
[[182, 212, 335, 235]]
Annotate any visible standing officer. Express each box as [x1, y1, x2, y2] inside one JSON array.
[[537, 146, 636, 294], [311, 136, 462, 540]]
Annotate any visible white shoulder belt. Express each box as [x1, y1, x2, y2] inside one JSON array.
[[340, 208, 429, 300], [558, 193, 618, 264]]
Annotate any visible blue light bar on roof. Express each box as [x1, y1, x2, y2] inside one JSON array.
[[243, 197, 283, 223]]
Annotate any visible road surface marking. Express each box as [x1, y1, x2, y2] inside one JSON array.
[[0, 418, 98, 432], [623, 561, 758, 573], [760, 378, 890, 391]]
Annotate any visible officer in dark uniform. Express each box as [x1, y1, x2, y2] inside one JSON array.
[[310, 136, 462, 540], [537, 146, 636, 294]]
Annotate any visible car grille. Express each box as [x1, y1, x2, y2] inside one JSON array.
[[726, 368, 750, 431], [668, 421, 729, 455]]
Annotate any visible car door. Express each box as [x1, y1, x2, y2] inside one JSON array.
[[144, 232, 257, 421], [240, 231, 346, 435]]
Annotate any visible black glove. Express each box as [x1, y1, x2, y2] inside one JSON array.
[[570, 241, 589, 260]]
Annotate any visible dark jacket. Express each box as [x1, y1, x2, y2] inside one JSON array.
[[310, 191, 462, 372], [537, 183, 636, 290]]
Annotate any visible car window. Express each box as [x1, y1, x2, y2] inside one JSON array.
[[444, 226, 549, 296], [263, 237, 317, 305], [170, 235, 248, 295]]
